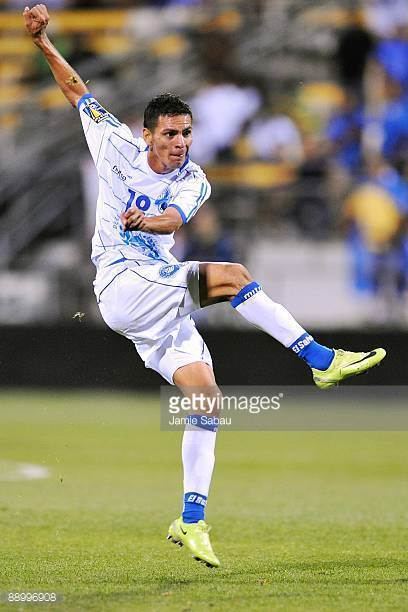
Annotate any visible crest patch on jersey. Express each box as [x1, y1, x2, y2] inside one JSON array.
[[155, 187, 171, 213], [82, 100, 110, 124], [159, 264, 181, 278]]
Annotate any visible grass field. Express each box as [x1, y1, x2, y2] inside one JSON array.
[[0, 390, 407, 611]]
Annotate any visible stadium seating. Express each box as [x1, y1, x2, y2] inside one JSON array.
[[2, 1, 405, 328]]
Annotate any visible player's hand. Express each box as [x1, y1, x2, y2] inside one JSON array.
[[120, 207, 146, 231], [23, 4, 50, 39]]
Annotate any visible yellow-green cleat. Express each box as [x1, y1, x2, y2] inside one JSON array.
[[167, 517, 220, 568], [312, 348, 387, 389]]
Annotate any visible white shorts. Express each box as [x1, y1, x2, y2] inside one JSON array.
[[97, 261, 213, 384]]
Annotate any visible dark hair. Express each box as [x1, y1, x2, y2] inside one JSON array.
[[143, 93, 192, 130]]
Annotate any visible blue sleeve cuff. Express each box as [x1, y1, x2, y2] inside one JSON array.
[[77, 92, 93, 110], [168, 204, 187, 224]]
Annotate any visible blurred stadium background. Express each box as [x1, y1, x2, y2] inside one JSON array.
[[1, 0, 408, 386]]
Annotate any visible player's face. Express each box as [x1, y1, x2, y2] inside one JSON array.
[[144, 114, 192, 174]]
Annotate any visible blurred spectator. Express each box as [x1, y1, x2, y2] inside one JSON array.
[[374, 38, 408, 94], [362, 23, 408, 171], [149, 0, 202, 6], [7, 0, 70, 7], [343, 158, 408, 319], [379, 82, 408, 171], [326, 93, 364, 177], [71, 0, 202, 6], [334, 10, 374, 100], [324, 93, 364, 218], [364, 69, 408, 172], [71, 1, 135, 7], [184, 204, 235, 262], [243, 110, 303, 164], [363, 0, 408, 38], [189, 30, 261, 165], [184, 204, 236, 327], [292, 135, 331, 240], [189, 81, 261, 165]]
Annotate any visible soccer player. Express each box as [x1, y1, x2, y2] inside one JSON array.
[[24, 4, 386, 568]]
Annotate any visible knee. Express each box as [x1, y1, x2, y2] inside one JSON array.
[[224, 263, 252, 291]]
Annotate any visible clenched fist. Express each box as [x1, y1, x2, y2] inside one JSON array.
[[23, 4, 50, 38]]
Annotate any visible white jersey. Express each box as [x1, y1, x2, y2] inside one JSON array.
[[77, 94, 211, 289]]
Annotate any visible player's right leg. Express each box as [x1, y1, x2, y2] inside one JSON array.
[[167, 361, 220, 568], [198, 262, 386, 388]]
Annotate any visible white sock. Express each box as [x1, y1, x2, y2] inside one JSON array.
[[232, 283, 306, 347], [182, 426, 216, 497]]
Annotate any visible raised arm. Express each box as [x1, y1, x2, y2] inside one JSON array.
[[23, 4, 89, 108]]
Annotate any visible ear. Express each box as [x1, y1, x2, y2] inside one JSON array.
[[143, 127, 152, 148]]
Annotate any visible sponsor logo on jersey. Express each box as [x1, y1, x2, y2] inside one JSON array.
[[159, 264, 181, 278], [83, 100, 110, 124], [112, 165, 126, 181]]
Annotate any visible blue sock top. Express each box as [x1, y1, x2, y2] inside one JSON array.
[[182, 492, 207, 524], [231, 281, 262, 308], [290, 333, 334, 370]]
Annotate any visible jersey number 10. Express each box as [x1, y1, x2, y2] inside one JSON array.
[[126, 189, 151, 211]]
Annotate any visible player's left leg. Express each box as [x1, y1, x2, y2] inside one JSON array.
[[199, 262, 386, 387], [98, 262, 220, 566], [167, 361, 220, 568]]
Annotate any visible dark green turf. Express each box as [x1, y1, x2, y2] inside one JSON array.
[[0, 391, 407, 611]]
